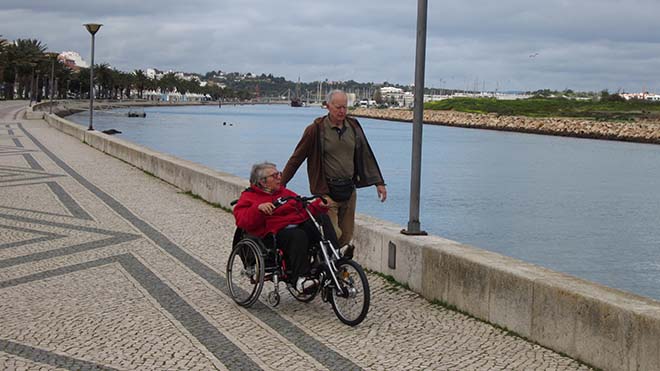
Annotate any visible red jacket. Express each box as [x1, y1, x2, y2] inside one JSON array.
[[233, 185, 327, 238]]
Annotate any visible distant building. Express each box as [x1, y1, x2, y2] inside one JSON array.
[[379, 86, 413, 107], [58, 51, 88, 70], [174, 72, 201, 82], [621, 92, 660, 101], [380, 86, 404, 94]]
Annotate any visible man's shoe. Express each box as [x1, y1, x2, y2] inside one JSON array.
[[342, 244, 355, 260]]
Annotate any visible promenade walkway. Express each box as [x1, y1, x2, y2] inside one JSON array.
[[0, 101, 590, 370]]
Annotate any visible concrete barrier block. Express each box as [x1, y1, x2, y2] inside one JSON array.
[[384, 236, 424, 292], [632, 309, 660, 371], [486, 263, 535, 337], [421, 245, 448, 302], [354, 216, 386, 272], [25, 111, 44, 120], [573, 295, 634, 370], [531, 277, 579, 357], [354, 215, 426, 292], [442, 252, 490, 319]]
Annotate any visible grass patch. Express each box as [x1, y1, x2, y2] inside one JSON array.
[[425, 97, 660, 122], [367, 270, 410, 292], [180, 191, 232, 213], [142, 169, 156, 178]]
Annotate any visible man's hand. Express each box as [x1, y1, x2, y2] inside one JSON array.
[[258, 202, 276, 215], [322, 195, 337, 209], [376, 185, 387, 202]]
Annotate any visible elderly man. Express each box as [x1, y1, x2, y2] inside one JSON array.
[[282, 90, 387, 258]]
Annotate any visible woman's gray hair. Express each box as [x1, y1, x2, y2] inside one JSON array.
[[326, 89, 346, 104], [249, 161, 277, 185]]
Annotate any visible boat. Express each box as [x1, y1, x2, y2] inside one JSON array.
[[127, 109, 146, 118], [291, 77, 303, 107]]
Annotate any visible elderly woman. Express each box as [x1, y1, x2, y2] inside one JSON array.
[[233, 162, 338, 292]]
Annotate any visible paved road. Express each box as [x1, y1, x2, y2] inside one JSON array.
[[0, 102, 591, 370]]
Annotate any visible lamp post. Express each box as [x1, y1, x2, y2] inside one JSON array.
[[28, 63, 36, 107], [402, 0, 428, 236], [84, 23, 102, 130], [46, 52, 59, 114]]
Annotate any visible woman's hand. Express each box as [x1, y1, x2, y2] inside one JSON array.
[[258, 202, 276, 215]]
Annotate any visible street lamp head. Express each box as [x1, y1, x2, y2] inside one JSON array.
[[84, 23, 103, 35]]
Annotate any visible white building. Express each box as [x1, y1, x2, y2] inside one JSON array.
[[379, 86, 413, 107], [621, 92, 660, 101], [58, 51, 88, 69]]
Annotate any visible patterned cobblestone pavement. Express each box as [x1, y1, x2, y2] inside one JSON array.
[[0, 103, 592, 370]]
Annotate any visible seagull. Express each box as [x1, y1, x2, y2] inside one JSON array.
[[529, 52, 539, 58]]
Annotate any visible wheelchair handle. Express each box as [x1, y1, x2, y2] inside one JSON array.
[[274, 195, 324, 208], [231, 195, 324, 208]]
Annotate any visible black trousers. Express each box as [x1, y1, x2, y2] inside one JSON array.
[[275, 215, 339, 282]]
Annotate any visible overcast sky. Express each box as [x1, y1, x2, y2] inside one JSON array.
[[2, 0, 659, 92]]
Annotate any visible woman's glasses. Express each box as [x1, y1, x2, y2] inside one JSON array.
[[263, 171, 282, 180]]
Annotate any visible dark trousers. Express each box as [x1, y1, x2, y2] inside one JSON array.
[[275, 215, 339, 282]]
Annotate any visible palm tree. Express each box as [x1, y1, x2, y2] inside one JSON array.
[[53, 61, 73, 99], [12, 39, 48, 100], [158, 72, 178, 94], [133, 69, 147, 99], [111, 69, 132, 99], [0, 38, 47, 100], [0, 35, 8, 97], [94, 63, 112, 99]]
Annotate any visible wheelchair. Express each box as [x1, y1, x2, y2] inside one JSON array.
[[226, 195, 370, 326]]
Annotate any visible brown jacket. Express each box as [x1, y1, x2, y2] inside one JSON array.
[[282, 115, 385, 195]]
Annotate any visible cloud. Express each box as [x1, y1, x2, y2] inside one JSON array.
[[2, 0, 660, 92]]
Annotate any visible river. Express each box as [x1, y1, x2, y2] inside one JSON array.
[[68, 104, 660, 301]]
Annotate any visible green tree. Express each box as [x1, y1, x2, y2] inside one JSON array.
[[158, 72, 178, 93], [133, 69, 147, 99], [94, 63, 112, 98], [373, 88, 383, 104], [4, 38, 47, 100], [0, 36, 7, 84]]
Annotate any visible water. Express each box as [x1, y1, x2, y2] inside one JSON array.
[[70, 104, 660, 301]]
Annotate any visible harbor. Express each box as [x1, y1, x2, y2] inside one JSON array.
[[64, 103, 660, 303]]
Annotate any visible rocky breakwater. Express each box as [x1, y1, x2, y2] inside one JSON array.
[[351, 108, 660, 145]]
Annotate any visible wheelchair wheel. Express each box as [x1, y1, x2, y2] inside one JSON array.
[[226, 239, 265, 307], [330, 260, 370, 326]]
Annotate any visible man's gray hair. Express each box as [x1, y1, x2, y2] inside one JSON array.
[[326, 89, 346, 104], [249, 161, 277, 185]]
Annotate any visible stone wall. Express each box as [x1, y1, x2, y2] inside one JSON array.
[[352, 108, 660, 144]]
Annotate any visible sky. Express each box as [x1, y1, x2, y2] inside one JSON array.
[[2, 0, 660, 93]]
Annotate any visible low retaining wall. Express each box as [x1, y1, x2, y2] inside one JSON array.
[[43, 113, 660, 371], [352, 108, 660, 145], [43, 113, 247, 207]]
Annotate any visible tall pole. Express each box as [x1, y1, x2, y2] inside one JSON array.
[[84, 23, 102, 131], [402, 0, 428, 236], [88, 32, 95, 130], [50, 59, 55, 113], [48, 53, 57, 114], [29, 68, 34, 107]]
